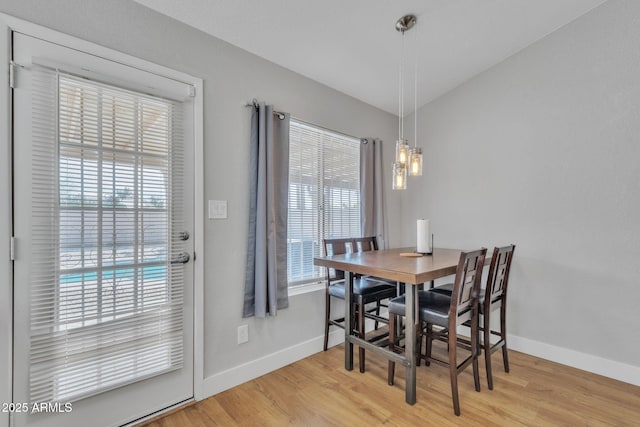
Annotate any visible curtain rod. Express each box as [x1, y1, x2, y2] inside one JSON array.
[[244, 100, 365, 142], [244, 99, 285, 120]]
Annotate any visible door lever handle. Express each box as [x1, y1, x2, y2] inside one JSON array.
[[171, 252, 191, 264]]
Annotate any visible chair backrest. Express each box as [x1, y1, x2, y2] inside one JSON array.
[[322, 238, 355, 282], [483, 244, 516, 313], [449, 248, 487, 327], [353, 236, 378, 253]]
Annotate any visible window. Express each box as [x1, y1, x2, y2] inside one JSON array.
[[58, 76, 173, 327], [287, 120, 361, 288]]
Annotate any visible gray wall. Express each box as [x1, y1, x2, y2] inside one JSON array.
[[0, 0, 399, 380], [401, 0, 640, 367]]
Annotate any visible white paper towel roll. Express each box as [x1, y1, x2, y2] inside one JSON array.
[[417, 219, 432, 254]]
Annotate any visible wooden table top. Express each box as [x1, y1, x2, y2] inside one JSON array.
[[314, 247, 466, 285]]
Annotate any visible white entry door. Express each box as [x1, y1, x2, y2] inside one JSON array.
[[11, 32, 195, 427]]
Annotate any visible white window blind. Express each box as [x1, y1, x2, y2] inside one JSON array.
[[29, 67, 185, 402], [287, 120, 361, 287]]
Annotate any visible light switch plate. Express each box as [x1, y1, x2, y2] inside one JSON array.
[[209, 200, 227, 219]]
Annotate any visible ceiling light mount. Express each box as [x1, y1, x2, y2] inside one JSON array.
[[395, 14, 417, 33]]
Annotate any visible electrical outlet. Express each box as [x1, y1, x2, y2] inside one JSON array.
[[237, 324, 249, 344]]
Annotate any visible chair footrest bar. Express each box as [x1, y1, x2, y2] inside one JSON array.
[[347, 335, 409, 366], [367, 331, 390, 344], [364, 313, 389, 324]]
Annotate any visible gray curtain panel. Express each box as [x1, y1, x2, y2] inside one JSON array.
[[360, 138, 386, 248], [243, 103, 290, 318]]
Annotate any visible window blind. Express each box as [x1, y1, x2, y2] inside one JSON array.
[[287, 120, 361, 286], [29, 67, 185, 402]]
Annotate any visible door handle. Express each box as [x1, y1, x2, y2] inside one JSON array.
[[171, 252, 191, 264]]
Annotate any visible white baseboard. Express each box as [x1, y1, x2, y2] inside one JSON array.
[[508, 334, 640, 387], [201, 330, 344, 398]]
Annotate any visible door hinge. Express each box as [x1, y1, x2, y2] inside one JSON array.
[[10, 236, 15, 261], [9, 61, 23, 89], [188, 85, 196, 97], [9, 62, 16, 89]]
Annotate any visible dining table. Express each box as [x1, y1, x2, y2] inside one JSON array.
[[314, 247, 472, 405]]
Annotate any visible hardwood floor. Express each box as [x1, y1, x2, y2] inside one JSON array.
[[141, 343, 640, 426]]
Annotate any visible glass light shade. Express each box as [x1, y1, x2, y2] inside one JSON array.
[[392, 161, 407, 190], [395, 139, 409, 165], [408, 147, 423, 176]]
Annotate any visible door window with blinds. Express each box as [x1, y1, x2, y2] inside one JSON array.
[[29, 68, 186, 402], [287, 120, 361, 287]]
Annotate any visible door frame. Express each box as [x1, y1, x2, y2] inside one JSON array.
[[0, 13, 205, 425]]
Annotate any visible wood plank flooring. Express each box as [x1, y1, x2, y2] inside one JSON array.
[[141, 344, 640, 426]]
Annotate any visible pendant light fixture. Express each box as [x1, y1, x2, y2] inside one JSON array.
[[392, 14, 422, 190], [392, 161, 407, 190]]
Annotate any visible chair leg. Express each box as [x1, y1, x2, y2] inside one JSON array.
[[471, 318, 481, 393], [448, 330, 460, 416], [501, 307, 510, 373], [484, 315, 494, 390], [374, 301, 381, 330], [424, 323, 432, 367], [417, 323, 422, 367], [324, 291, 331, 351], [358, 303, 366, 373], [388, 314, 396, 385], [502, 343, 510, 373]]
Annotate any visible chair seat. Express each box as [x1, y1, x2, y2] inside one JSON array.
[[329, 277, 396, 305], [388, 291, 454, 328]]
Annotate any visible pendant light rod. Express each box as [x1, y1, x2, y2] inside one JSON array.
[[400, 31, 405, 140], [413, 43, 418, 147], [398, 35, 402, 141], [396, 14, 417, 142]]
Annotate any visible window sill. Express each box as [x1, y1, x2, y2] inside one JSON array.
[[288, 281, 325, 296]]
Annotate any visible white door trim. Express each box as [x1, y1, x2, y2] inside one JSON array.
[[0, 14, 206, 423], [0, 16, 13, 427]]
